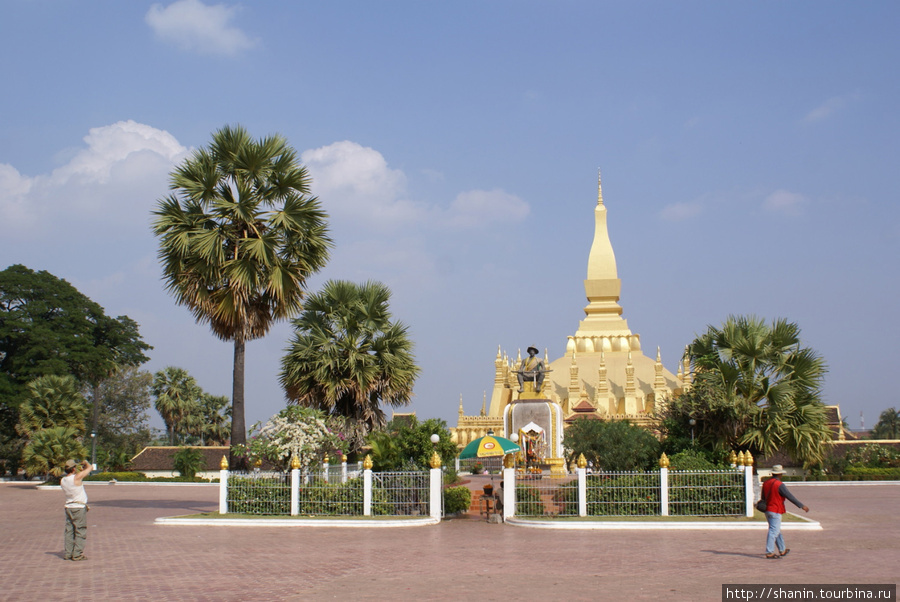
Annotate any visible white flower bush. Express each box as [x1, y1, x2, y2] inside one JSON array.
[[233, 407, 349, 471]]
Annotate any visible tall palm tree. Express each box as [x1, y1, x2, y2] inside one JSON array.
[[872, 407, 900, 440], [280, 280, 419, 438], [687, 315, 830, 467], [150, 367, 201, 445], [16, 375, 88, 438], [152, 125, 331, 465]]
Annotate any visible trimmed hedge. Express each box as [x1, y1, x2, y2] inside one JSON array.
[[444, 486, 471, 514], [83, 471, 216, 483]]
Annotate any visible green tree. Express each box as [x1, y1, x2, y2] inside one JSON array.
[[0, 265, 150, 470], [16, 375, 88, 438], [197, 393, 231, 445], [94, 366, 154, 457], [684, 315, 830, 467], [151, 367, 202, 445], [563, 418, 660, 471], [173, 446, 205, 479], [280, 280, 419, 436], [152, 125, 331, 467], [22, 426, 88, 480], [871, 408, 900, 440]]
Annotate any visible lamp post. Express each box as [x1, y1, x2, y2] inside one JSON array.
[[689, 419, 696, 446], [90, 432, 97, 471]]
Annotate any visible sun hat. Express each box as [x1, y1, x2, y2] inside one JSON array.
[[64, 459, 78, 470], [527, 346, 539, 355], [770, 464, 785, 475]]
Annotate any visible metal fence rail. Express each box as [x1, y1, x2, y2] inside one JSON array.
[[514, 474, 580, 517], [586, 471, 661, 516], [372, 471, 430, 516], [227, 471, 291, 515], [668, 470, 744, 516]]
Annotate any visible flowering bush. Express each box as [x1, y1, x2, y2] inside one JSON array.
[[232, 407, 350, 471]]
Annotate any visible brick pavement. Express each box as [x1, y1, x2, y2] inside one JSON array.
[[1, 481, 897, 601]]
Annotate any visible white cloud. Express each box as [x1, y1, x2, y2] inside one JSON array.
[[446, 189, 529, 228], [803, 93, 860, 123], [0, 121, 187, 236], [764, 189, 808, 216], [302, 141, 426, 227], [146, 0, 255, 56], [659, 201, 702, 221]]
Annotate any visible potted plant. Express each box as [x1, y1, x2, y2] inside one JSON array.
[[472, 462, 484, 474]]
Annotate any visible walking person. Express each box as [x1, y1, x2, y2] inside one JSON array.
[[761, 465, 809, 559], [60, 459, 92, 561]]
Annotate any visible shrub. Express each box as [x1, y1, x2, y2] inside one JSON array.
[[444, 486, 472, 515], [515, 484, 543, 515], [668, 449, 721, 470], [585, 473, 660, 516], [844, 444, 900, 468], [173, 446, 205, 479]]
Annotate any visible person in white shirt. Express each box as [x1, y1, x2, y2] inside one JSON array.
[[60, 459, 92, 561]]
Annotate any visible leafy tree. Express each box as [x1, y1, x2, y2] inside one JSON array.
[[152, 125, 331, 467], [280, 280, 419, 436], [22, 426, 88, 480], [93, 366, 154, 456], [366, 416, 457, 471], [151, 367, 202, 445], [562, 418, 660, 471], [871, 407, 900, 440], [16, 375, 88, 438], [0, 264, 149, 470], [683, 315, 830, 467]]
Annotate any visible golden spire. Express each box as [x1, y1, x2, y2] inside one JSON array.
[[597, 168, 604, 206], [458, 394, 464, 416]]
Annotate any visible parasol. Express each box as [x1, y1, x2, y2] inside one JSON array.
[[458, 434, 521, 459]]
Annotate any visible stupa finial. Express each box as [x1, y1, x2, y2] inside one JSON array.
[[597, 168, 604, 206]]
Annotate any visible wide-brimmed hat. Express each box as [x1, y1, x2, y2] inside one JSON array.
[[770, 464, 785, 475], [64, 459, 78, 470], [527, 345, 539, 355]]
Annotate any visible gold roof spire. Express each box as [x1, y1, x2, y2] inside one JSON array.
[[597, 168, 604, 206]]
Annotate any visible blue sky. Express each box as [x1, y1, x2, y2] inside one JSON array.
[[2, 1, 898, 432]]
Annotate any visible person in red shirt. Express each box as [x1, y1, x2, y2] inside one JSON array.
[[760, 465, 809, 559]]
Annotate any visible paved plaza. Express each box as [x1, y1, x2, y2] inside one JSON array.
[[1, 481, 897, 601]]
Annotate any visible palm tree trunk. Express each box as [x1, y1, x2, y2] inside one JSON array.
[[229, 337, 248, 470]]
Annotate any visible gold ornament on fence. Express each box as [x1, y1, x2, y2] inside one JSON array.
[[290, 456, 301, 470], [659, 452, 670, 468], [429, 451, 441, 469], [577, 453, 587, 469], [220, 456, 229, 470], [363, 455, 373, 470]]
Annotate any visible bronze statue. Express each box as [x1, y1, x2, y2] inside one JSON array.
[[517, 346, 545, 393]]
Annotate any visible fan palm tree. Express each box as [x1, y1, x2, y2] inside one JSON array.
[[152, 125, 331, 464], [150, 367, 201, 445], [687, 315, 830, 467], [22, 426, 88, 480], [872, 407, 900, 440], [280, 280, 419, 437], [16, 375, 88, 438]]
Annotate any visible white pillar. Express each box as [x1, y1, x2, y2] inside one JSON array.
[[290, 467, 299, 516], [744, 465, 754, 517], [341, 459, 348, 484], [660, 466, 669, 516], [577, 466, 587, 517], [363, 468, 373, 516], [323, 460, 329, 482], [430, 467, 443, 519], [219, 469, 228, 514], [502, 466, 515, 520]]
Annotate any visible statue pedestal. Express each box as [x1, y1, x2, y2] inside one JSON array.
[[517, 381, 544, 400]]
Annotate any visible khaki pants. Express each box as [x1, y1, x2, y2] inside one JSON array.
[[64, 507, 87, 559]]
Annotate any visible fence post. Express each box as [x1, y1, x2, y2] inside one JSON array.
[[502, 454, 515, 520], [323, 457, 329, 482], [659, 453, 670, 517], [743, 452, 755, 517], [219, 456, 229, 514], [363, 455, 373, 517], [341, 458, 348, 483], [290, 456, 300, 516], [577, 453, 587, 517], [429, 452, 443, 519]]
